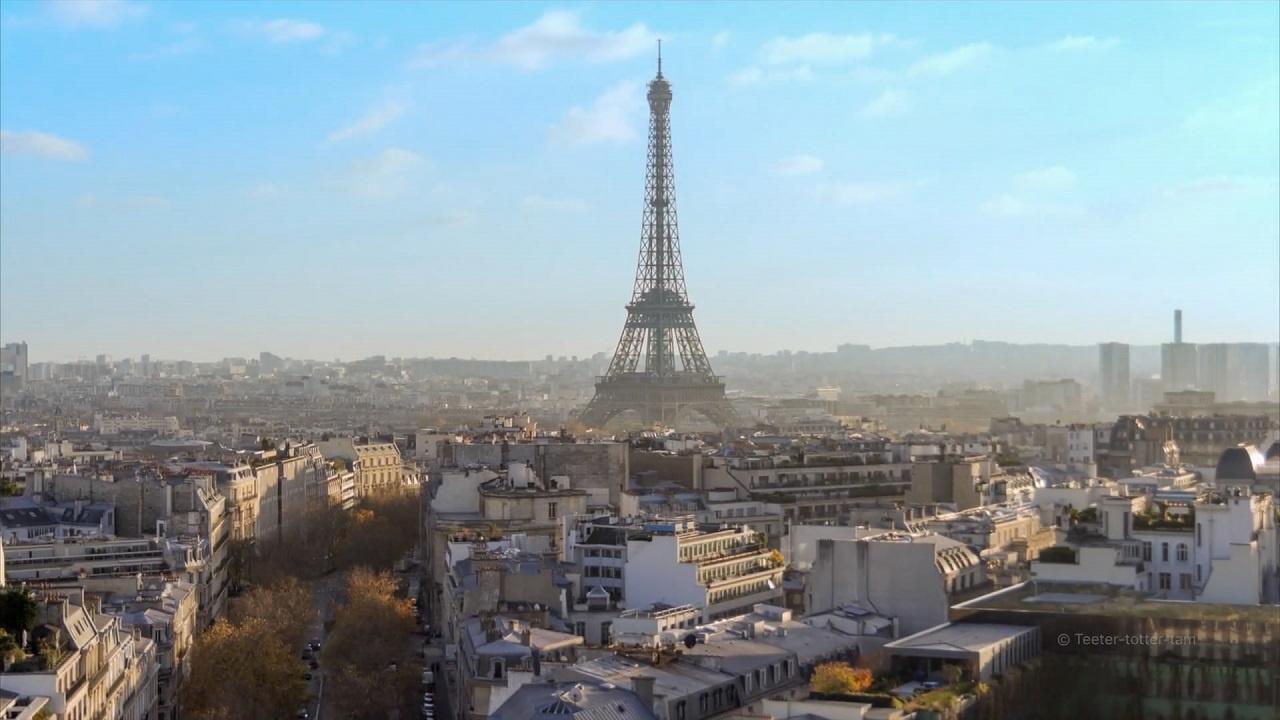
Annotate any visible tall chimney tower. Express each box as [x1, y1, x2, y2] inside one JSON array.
[[1174, 309, 1183, 344]]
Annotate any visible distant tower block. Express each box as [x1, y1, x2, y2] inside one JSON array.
[[1175, 309, 1183, 344], [578, 48, 740, 431]]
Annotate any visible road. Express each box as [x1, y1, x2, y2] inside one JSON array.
[[308, 573, 341, 720]]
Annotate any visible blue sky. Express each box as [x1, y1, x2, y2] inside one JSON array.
[[1, 0, 1277, 362]]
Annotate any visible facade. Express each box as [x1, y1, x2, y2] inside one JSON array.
[[1160, 342, 1198, 394], [1198, 342, 1272, 403], [100, 577, 199, 720], [456, 614, 584, 720], [0, 588, 158, 720], [1098, 342, 1131, 411], [808, 531, 984, 636], [623, 517, 783, 622], [318, 437, 406, 497], [1037, 486, 1278, 604]]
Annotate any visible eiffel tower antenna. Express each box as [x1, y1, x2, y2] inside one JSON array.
[[579, 53, 740, 431]]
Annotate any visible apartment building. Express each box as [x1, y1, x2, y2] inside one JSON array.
[[456, 614, 583, 720], [1033, 485, 1278, 604], [92, 414, 180, 435], [318, 436, 405, 497], [808, 530, 985, 636], [0, 588, 159, 720], [624, 516, 783, 622]]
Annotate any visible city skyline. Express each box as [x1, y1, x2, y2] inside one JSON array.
[[2, 1, 1278, 361]]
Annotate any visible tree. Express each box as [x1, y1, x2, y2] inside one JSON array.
[[179, 618, 307, 720], [232, 577, 315, 652], [0, 586, 39, 638], [322, 567, 416, 720], [0, 628, 25, 664], [811, 662, 874, 695]]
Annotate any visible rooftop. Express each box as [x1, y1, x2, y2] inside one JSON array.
[[885, 622, 1036, 654], [954, 581, 1278, 622]]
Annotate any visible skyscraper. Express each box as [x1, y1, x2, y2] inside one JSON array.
[[1099, 342, 1130, 410], [1161, 309, 1197, 394]]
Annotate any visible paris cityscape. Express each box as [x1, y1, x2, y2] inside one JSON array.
[[1, 3, 1278, 720]]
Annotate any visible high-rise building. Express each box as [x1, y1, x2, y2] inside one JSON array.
[[1099, 342, 1130, 410], [1161, 310, 1197, 394], [1200, 342, 1271, 403], [0, 341, 28, 381], [1233, 343, 1271, 403]]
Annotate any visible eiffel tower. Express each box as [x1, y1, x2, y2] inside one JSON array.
[[579, 47, 741, 431]]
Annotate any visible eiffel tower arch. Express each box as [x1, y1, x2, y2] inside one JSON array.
[[579, 48, 741, 431]]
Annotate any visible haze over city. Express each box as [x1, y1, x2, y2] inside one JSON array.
[[1, 0, 1278, 362]]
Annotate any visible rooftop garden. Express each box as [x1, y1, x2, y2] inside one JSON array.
[[1037, 546, 1077, 564], [1133, 503, 1194, 532]]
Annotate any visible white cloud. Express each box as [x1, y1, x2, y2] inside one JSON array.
[[411, 10, 657, 70], [248, 183, 290, 199], [773, 155, 824, 177], [728, 65, 813, 87], [711, 31, 730, 52], [237, 18, 325, 43], [69, 192, 170, 210], [425, 213, 472, 228], [1014, 165, 1077, 191], [1184, 77, 1279, 132], [907, 42, 993, 76], [1047, 35, 1119, 51], [127, 195, 169, 210], [337, 147, 426, 197], [48, 0, 146, 29], [820, 181, 911, 204], [860, 89, 909, 117], [979, 193, 1028, 217], [130, 37, 203, 61], [522, 195, 589, 212], [760, 32, 899, 66], [1167, 175, 1280, 197], [0, 129, 89, 161], [327, 100, 408, 143], [549, 82, 644, 146]]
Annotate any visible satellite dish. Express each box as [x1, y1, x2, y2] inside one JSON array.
[[683, 634, 697, 649]]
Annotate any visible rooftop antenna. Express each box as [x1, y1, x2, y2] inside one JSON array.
[[657, 38, 662, 77]]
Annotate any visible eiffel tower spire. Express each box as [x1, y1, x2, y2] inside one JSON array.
[[579, 49, 740, 431]]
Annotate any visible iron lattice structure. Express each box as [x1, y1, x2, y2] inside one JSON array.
[[579, 55, 741, 430]]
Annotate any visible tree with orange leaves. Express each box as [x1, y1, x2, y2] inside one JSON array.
[[811, 661, 874, 695]]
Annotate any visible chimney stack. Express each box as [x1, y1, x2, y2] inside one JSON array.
[[631, 675, 656, 710], [1174, 309, 1183, 344]]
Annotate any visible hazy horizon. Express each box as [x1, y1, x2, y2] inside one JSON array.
[[11, 339, 1280, 367], [2, 1, 1278, 361]]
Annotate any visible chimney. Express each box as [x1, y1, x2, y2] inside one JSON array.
[[521, 628, 532, 646], [1174, 309, 1182, 344], [631, 675, 656, 710]]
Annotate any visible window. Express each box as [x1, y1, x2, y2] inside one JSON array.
[[699, 694, 709, 713], [1161, 543, 1169, 562], [1196, 523, 1202, 547], [1196, 564, 1202, 582], [1176, 544, 1188, 562], [1141, 542, 1152, 561], [548, 502, 558, 519], [676, 701, 686, 720], [1179, 573, 1192, 590], [1158, 572, 1171, 590]]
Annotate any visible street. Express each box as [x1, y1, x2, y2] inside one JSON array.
[[309, 574, 341, 720]]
